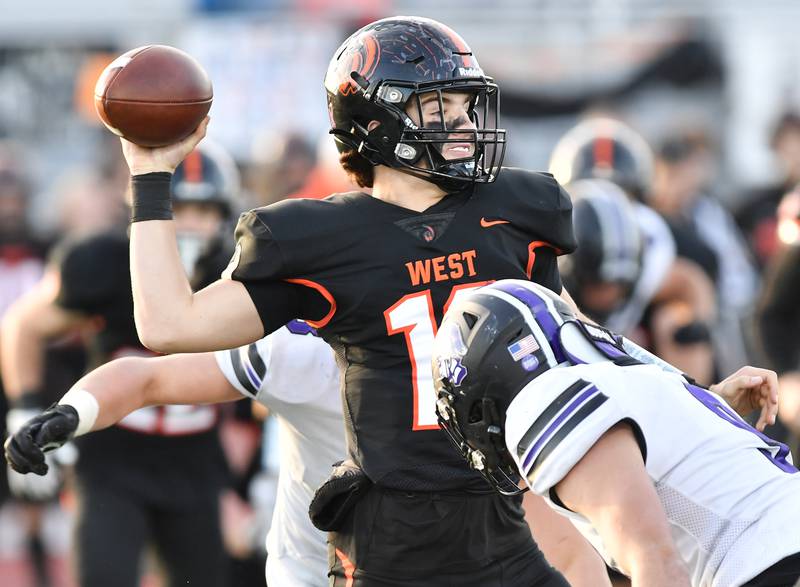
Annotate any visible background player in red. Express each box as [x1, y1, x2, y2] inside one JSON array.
[[1, 143, 239, 587]]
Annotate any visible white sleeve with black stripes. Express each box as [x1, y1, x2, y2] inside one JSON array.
[[504, 363, 628, 496], [215, 336, 273, 400], [214, 323, 340, 408]]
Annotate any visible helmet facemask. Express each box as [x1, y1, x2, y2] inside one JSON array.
[[395, 83, 505, 190], [436, 379, 527, 496], [340, 79, 506, 192]]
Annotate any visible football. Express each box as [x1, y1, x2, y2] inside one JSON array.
[[94, 45, 213, 147]]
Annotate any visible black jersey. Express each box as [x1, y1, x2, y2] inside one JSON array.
[[229, 168, 576, 490], [52, 231, 229, 494], [52, 232, 140, 366]]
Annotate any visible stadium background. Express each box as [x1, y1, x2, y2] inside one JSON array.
[[1, 0, 799, 585]]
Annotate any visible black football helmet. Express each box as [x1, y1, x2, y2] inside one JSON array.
[[172, 141, 241, 219], [549, 117, 654, 201], [432, 280, 574, 495], [560, 179, 643, 322], [324, 16, 506, 191]]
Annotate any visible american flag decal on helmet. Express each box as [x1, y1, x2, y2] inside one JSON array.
[[507, 335, 540, 362]]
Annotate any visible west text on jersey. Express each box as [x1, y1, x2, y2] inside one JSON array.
[[405, 250, 478, 286]]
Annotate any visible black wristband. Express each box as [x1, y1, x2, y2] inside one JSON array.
[[131, 172, 173, 223]]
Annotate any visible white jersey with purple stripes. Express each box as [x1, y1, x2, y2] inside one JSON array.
[[215, 321, 343, 587], [504, 360, 800, 587]]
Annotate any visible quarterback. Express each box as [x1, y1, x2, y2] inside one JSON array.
[[116, 15, 611, 586]]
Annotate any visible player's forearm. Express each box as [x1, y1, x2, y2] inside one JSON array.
[[557, 552, 611, 587], [129, 175, 263, 353], [595, 504, 689, 587], [129, 218, 198, 350], [0, 304, 46, 400], [524, 492, 611, 586], [67, 357, 154, 430], [65, 352, 240, 432]]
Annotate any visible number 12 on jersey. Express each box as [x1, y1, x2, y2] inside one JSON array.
[[384, 282, 490, 430]]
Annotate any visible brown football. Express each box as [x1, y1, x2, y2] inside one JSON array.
[[94, 45, 213, 147]]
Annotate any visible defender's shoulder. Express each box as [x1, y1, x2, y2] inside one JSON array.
[[491, 167, 572, 212], [506, 364, 629, 495]]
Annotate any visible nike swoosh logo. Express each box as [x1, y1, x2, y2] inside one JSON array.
[[480, 217, 511, 228]]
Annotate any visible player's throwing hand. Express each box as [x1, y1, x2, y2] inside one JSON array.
[[119, 116, 210, 176]]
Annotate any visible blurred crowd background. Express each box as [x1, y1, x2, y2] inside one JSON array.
[[4, 0, 800, 585]]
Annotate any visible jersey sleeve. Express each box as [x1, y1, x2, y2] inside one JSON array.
[[214, 324, 340, 408], [50, 232, 130, 315], [222, 207, 332, 334], [505, 368, 631, 496], [528, 246, 563, 293], [214, 336, 273, 401], [223, 209, 287, 283], [501, 169, 577, 255]]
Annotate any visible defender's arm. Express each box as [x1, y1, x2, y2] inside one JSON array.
[[70, 352, 241, 431], [5, 352, 241, 475], [524, 491, 611, 587], [554, 423, 689, 587], [1, 270, 86, 401]]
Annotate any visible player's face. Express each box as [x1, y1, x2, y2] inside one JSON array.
[[173, 201, 224, 239], [408, 91, 477, 160]]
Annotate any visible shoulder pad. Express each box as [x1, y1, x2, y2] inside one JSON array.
[[505, 366, 626, 495], [226, 193, 370, 282]]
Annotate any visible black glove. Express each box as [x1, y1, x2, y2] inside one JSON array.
[[4, 405, 79, 476]]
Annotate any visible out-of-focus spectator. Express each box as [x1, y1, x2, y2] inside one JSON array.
[[758, 241, 800, 450], [551, 117, 717, 384], [286, 135, 358, 199], [737, 111, 800, 270], [650, 132, 720, 283], [52, 168, 126, 238], [247, 132, 317, 206], [0, 142, 64, 587], [0, 144, 45, 319], [651, 130, 760, 374]]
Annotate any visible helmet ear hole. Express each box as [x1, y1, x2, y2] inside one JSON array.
[[462, 312, 478, 329]]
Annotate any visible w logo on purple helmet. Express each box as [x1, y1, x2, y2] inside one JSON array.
[[438, 356, 468, 387]]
